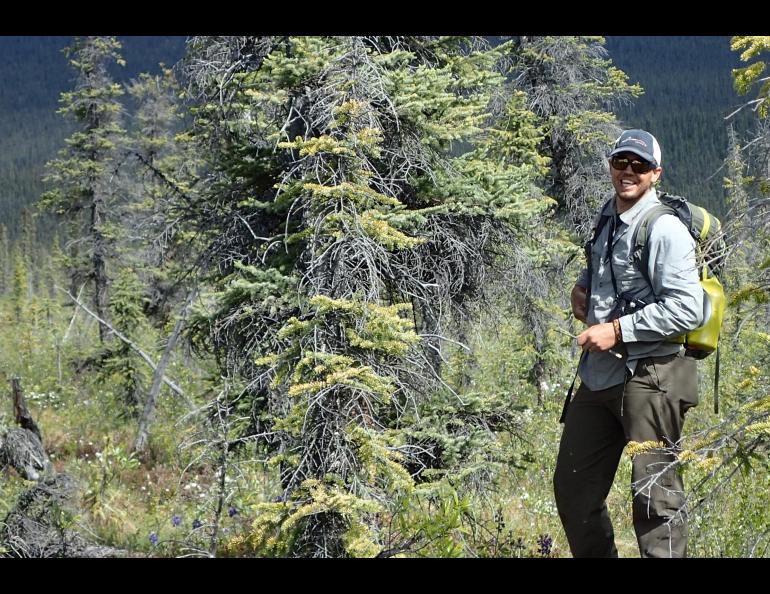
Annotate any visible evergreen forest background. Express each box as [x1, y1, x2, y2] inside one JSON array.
[[0, 36, 752, 238]]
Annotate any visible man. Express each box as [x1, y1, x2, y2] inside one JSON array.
[[553, 129, 706, 558]]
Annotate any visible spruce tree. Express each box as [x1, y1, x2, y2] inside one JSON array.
[[673, 37, 770, 539], [511, 36, 641, 232], [40, 36, 127, 344], [122, 67, 198, 325], [732, 36, 770, 120], [180, 36, 549, 556], [729, 37, 770, 314], [100, 268, 150, 416], [11, 248, 28, 323], [19, 209, 37, 299]]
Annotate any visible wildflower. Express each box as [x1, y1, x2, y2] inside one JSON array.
[[228, 506, 238, 518], [537, 534, 553, 557], [149, 532, 159, 546], [192, 519, 202, 529], [273, 495, 284, 503], [171, 515, 182, 527]]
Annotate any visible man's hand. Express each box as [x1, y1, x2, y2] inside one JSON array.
[[577, 322, 618, 353], [571, 284, 587, 323]]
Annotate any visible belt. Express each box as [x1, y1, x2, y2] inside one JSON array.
[[638, 351, 681, 365]]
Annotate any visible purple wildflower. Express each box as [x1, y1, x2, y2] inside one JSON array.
[[537, 534, 553, 557], [228, 506, 238, 517], [171, 514, 182, 527], [149, 532, 159, 546], [192, 518, 203, 529]]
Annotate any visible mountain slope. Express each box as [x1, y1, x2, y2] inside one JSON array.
[[0, 36, 187, 237]]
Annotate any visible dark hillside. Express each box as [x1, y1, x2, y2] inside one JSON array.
[[605, 36, 752, 216], [0, 36, 186, 237]]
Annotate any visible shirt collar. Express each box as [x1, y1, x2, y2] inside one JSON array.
[[613, 188, 658, 226]]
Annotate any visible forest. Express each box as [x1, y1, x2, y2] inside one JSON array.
[[0, 35, 768, 558]]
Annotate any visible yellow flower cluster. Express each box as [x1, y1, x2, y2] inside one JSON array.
[[625, 440, 666, 457], [745, 421, 770, 435]]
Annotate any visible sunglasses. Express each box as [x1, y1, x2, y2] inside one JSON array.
[[610, 155, 655, 174]]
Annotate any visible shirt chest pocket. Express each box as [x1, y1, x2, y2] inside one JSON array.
[[614, 255, 647, 293]]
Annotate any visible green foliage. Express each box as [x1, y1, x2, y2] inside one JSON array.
[[729, 284, 769, 307], [11, 249, 29, 322], [39, 36, 129, 345], [386, 480, 469, 557], [731, 36, 770, 118], [98, 269, 151, 416], [41, 35, 126, 214], [121, 65, 201, 326], [78, 438, 140, 509], [178, 35, 553, 556]]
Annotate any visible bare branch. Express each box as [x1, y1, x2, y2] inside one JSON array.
[[56, 286, 190, 406]]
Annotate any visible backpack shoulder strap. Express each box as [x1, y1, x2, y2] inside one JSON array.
[[631, 202, 679, 287]]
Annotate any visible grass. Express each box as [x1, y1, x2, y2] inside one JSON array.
[[1, 291, 768, 557]]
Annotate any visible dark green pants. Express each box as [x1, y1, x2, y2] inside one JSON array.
[[553, 352, 698, 558]]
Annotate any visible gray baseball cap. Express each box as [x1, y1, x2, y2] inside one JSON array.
[[609, 129, 662, 168]]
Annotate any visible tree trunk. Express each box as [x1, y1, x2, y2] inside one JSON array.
[[527, 328, 547, 408], [91, 194, 110, 344], [133, 295, 192, 455], [11, 377, 42, 442]]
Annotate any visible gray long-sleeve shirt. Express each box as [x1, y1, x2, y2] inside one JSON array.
[[576, 189, 705, 391]]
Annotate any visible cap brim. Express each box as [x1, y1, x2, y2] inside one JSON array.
[[609, 147, 657, 167]]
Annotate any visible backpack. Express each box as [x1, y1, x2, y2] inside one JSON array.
[[631, 193, 726, 353]]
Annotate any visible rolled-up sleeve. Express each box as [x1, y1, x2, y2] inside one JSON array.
[[619, 214, 704, 342]]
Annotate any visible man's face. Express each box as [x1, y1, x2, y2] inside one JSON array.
[[610, 151, 662, 204]]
